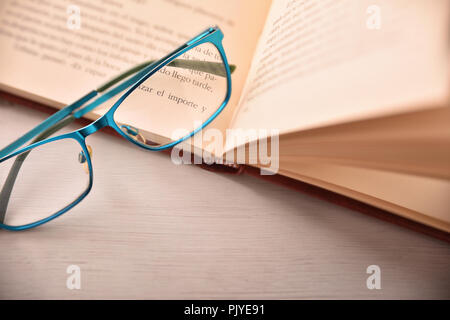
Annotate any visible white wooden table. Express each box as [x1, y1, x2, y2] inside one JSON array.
[[0, 98, 449, 299]]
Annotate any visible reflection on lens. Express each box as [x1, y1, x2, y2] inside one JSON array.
[[114, 42, 228, 147], [0, 138, 90, 227]]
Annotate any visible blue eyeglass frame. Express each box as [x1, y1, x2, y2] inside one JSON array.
[[0, 26, 232, 231]]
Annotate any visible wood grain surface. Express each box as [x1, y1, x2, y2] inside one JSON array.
[[0, 98, 449, 299]]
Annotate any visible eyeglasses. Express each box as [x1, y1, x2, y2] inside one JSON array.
[[0, 26, 233, 230]]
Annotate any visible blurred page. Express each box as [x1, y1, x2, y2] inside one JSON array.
[[0, 0, 271, 136], [229, 0, 449, 146]]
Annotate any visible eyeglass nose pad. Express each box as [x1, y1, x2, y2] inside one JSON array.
[[78, 145, 93, 174], [120, 124, 146, 144], [121, 124, 139, 136]]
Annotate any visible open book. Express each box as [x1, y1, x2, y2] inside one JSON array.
[[0, 0, 448, 233]]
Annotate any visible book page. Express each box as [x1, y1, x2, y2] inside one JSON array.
[[0, 0, 271, 139], [278, 106, 450, 179], [229, 0, 449, 145], [277, 164, 450, 232]]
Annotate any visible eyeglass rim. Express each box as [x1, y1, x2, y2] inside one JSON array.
[[106, 27, 232, 151], [0, 133, 93, 230]]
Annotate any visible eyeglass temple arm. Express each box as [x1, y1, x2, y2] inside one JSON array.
[[97, 59, 235, 93], [0, 60, 235, 159]]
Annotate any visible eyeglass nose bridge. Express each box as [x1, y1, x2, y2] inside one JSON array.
[[78, 116, 109, 138]]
